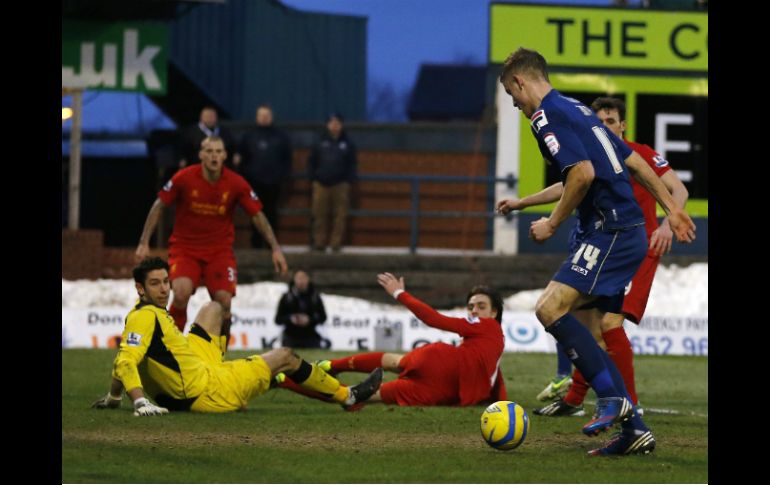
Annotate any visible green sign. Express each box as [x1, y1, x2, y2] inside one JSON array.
[[62, 20, 168, 94], [490, 4, 707, 72]]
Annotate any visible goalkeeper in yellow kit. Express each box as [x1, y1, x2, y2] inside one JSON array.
[[91, 257, 382, 415]]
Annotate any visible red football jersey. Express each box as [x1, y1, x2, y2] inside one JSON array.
[[626, 140, 672, 238], [397, 291, 506, 406], [158, 165, 263, 250]]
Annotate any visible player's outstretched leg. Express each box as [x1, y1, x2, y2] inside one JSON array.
[[324, 352, 386, 376]]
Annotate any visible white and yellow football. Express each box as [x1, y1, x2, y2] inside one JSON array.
[[480, 400, 530, 450]]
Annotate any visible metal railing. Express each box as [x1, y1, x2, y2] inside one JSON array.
[[281, 173, 517, 253]]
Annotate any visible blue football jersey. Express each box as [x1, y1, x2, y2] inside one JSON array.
[[531, 90, 644, 232]]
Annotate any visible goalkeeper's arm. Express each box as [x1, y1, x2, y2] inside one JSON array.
[[91, 378, 125, 409]]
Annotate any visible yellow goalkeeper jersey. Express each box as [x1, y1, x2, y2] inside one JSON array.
[[112, 300, 211, 409]]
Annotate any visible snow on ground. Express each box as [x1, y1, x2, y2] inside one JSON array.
[[62, 263, 707, 316], [504, 263, 707, 316]]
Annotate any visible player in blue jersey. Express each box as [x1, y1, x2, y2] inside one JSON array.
[[496, 48, 696, 456]]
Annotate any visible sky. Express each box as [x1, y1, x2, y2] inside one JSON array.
[[281, 0, 617, 96], [62, 0, 633, 150]]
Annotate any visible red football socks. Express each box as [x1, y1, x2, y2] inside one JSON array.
[[330, 352, 385, 374], [602, 327, 638, 405], [564, 368, 590, 406]]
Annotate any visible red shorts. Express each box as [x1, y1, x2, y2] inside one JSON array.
[[379, 342, 460, 406], [621, 250, 660, 324], [168, 245, 238, 296]]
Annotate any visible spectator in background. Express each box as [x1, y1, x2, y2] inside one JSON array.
[[176, 106, 239, 173], [308, 113, 358, 252], [275, 270, 328, 349], [238, 105, 293, 248]]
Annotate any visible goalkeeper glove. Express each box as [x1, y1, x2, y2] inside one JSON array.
[[91, 393, 123, 409], [133, 397, 169, 416]]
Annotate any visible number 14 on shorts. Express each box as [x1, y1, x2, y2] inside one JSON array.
[[571, 243, 601, 275]]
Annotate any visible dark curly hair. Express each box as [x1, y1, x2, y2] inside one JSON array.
[[132, 257, 170, 286]]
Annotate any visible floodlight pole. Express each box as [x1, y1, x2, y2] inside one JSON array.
[[67, 88, 83, 230]]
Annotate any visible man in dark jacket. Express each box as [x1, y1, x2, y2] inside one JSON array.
[[238, 105, 293, 248], [176, 106, 238, 172], [275, 270, 328, 348], [308, 113, 357, 252]]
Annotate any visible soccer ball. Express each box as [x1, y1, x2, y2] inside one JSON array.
[[480, 400, 530, 450]]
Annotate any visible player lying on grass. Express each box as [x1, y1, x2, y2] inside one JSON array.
[[91, 257, 382, 415], [276, 273, 507, 410]]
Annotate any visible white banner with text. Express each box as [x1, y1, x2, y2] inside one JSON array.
[[61, 307, 707, 356]]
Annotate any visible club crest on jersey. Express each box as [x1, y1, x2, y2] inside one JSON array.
[[653, 155, 669, 168], [127, 332, 142, 346], [465, 316, 480, 324], [530, 110, 548, 133], [543, 132, 560, 156], [162, 180, 173, 192]]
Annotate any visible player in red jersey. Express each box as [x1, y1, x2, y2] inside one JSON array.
[[276, 273, 507, 409], [526, 97, 690, 417], [135, 135, 288, 339]]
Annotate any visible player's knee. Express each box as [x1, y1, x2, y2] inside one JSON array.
[[277, 347, 299, 368], [600, 313, 624, 333], [214, 295, 232, 311], [262, 347, 300, 375], [534, 299, 557, 326], [201, 301, 224, 318], [173, 290, 192, 305], [192, 301, 225, 335], [382, 353, 403, 372]]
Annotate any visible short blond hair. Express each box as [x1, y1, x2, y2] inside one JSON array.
[[499, 47, 550, 84]]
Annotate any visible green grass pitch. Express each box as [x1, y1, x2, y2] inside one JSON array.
[[63, 349, 707, 483]]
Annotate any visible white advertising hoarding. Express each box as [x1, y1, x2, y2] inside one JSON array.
[[62, 307, 707, 356]]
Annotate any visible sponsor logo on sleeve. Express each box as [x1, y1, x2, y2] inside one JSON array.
[[544, 132, 560, 156], [250, 190, 259, 201], [162, 180, 173, 192], [530, 110, 549, 133], [653, 155, 669, 168], [571, 264, 588, 276], [465, 316, 480, 324], [127, 332, 142, 346], [577, 105, 593, 116]]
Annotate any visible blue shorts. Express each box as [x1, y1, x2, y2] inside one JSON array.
[[553, 225, 647, 299]]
